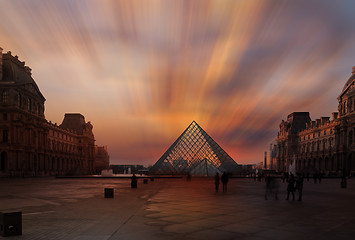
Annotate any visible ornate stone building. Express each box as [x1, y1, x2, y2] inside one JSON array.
[[276, 66, 355, 176], [94, 146, 110, 174], [0, 47, 108, 176]]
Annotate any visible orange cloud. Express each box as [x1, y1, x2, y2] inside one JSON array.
[[0, 0, 354, 165]]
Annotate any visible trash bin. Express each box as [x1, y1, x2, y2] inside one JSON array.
[[0, 212, 22, 237], [104, 188, 114, 198]]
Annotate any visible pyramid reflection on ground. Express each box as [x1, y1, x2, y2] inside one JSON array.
[[150, 121, 241, 176]]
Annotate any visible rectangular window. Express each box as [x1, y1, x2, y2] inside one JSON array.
[[2, 92, 8, 104], [27, 99, 31, 111], [3, 130, 8, 142]]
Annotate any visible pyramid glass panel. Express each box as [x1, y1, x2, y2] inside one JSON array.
[[150, 121, 241, 176]]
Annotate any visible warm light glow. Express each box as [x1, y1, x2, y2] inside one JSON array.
[[1, 0, 354, 165]]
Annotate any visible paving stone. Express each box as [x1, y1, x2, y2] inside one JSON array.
[[0, 177, 354, 239]]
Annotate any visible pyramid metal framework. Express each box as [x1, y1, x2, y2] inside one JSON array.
[[150, 121, 240, 176]]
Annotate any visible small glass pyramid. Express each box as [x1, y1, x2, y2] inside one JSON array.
[[150, 121, 240, 176]]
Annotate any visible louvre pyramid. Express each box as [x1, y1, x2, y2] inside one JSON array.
[[150, 121, 241, 176]]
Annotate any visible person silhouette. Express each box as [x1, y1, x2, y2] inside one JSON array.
[[286, 173, 295, 200], [187, 172, 191, 181], [221, 172, 229, 192], [264, 175, 272, 200], [295, 173, 304, 201], [214, 172, 220, 192], [131, 173, 137, 188]]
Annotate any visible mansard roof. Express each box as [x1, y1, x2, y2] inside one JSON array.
[[339, 70, 355, 98], [1, 51, 45, 101]]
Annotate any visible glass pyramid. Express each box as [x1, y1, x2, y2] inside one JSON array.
[[150, 121, 241, 176]]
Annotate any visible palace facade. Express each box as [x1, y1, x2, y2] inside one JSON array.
[[276, 66, 355, 176], [0, 47, 109, 176]]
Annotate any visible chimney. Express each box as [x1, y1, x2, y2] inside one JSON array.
[[321, 117, 330, 125], [352, 66, 355, 75], [24, 66, 32, 75], [332, 112, 339, 120], [0, 47, 3, 80]]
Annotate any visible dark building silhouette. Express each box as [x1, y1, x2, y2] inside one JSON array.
[[94, 146, 110, 174], [110, 165, 145, 174], [0, 47, 109, 176], [276, 66, 355, 176]]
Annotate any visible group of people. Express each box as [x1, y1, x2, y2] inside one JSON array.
[[285, 173, 304, 201], [264, 175, 279, 200], [264, 173, 304, 201]]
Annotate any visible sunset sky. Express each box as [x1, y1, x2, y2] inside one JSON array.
[[1, 0, 355, 166]]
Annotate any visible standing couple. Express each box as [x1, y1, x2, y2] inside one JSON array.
[[215, 172, 229, 192]]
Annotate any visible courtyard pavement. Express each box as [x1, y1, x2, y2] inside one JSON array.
[[0, 176, 355, 240]]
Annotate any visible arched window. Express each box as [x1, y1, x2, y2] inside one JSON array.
[[18, 93, 22, 107], [2, 129, 8, 142], [349, 131, 353, 146], [350, 98, 353, 112], [344, 102, 347, 114], [27, 98, 31, 111], [0, 151, 7, 171]]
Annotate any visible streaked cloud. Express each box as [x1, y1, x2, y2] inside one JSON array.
[[1, 0, 355, 164]]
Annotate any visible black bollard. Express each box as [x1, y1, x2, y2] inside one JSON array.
[[0, 212, 22, 237], [104, 188, 114, 198], [341, 178, 347, 188]]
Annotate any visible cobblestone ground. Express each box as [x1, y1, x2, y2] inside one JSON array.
[[0, 177, 355, 240]]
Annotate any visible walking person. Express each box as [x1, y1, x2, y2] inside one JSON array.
[[131, 173, 137, 188], [271, 176, 280, 200], [221, 172, 229, 192], [214, 172, 220, 192], [286, 173, 295, 200], [264, 175, 272, 200], [295, 173, 304, 201], [341, 170, 347, 188], [187, 172, 191, 181], [313, 173, 318, 184]]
